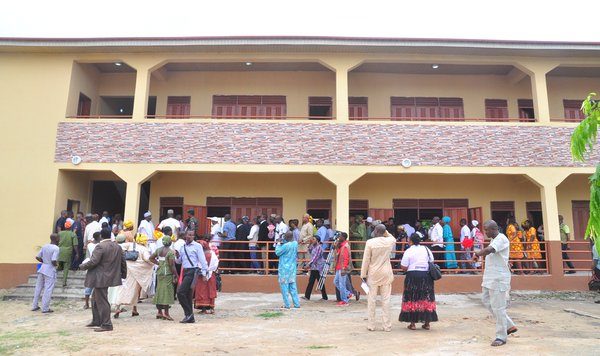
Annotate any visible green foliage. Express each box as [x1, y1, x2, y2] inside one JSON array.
[[256, 311, 284, 318], [570, 93, 600, 255]]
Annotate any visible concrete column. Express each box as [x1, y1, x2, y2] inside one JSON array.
[[515, 61, 558, 123], [132, 66, 150, 121], [335, 67, 350, 122], [320, 169, 366, 233], [123, 179, 141, 229], [540, 183, 560, 242]]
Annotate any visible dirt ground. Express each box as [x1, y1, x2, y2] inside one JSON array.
[[0, 289, 599, 355]]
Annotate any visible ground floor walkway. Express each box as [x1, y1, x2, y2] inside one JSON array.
[[0, 291, 598, 354]]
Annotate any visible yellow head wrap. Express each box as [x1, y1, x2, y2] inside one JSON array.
[[123, 220, 134, 230], [153, 230, 164, 241], [135, 233, 148, 246]]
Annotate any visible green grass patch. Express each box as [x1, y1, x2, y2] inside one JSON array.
[[0, 331, 52, 354], [256, 311, 284, 319], [306, 345, 335, 350]]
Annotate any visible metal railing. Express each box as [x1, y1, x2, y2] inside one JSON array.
[[350, 116, 536, 123], [145, 115, 334, 120], [561, 241, 594, 273], [212, 240, 550, 275]]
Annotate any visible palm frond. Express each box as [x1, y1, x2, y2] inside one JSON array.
[[571, 93, 599, 162]]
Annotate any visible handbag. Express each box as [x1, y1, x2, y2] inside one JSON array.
[[426, 247, 442, 281], [124, 242, 139, 261]]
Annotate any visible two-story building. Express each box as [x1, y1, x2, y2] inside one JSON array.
[[0, 36, 598, 291]]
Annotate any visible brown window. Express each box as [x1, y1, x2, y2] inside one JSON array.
[[391, 97, 464, 119], [517, 99, 535, 121], [166, 96, 191, 117], [563, 99, 585, 122], [308, 96, 332, 119], [490, 201, 515, 231], [485, 99, 508, 120], [349, 97, 368, 120], [211, 95, 287, 119], [159, 197, 184, 220], [77, 93, 91, 117]]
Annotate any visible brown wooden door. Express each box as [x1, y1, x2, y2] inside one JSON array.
[[184, 205, 208, 236], [468, 207, 483, 225], [77, 93, 92, 116], [571, 201, 591, 269], [368, 208, 394, 222], [443, 207, 468, 239]]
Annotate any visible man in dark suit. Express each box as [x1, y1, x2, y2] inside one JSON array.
[[80, 228, 127, 332], [257, 214, 270, 273]]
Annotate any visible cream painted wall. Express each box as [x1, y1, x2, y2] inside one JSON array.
[[54, 171, 92, 215], [547, 76, 600, 119], [0, 53, 73, 263], [557, 174, 592, 237], [348, 73, 533, 118], [97, 72, 136, 96], [148, 172, 335, 224], [65, 62, 100, 116], [350, 173, 540, 222], [149, 71, 336, 117]]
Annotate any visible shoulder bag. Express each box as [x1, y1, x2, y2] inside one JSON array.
[[425, 246, 442, 281], [124, 242, 139, 261]]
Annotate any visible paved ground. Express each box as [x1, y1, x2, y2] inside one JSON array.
[[0, 289, 599, 355]]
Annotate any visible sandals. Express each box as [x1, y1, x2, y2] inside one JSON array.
[[491, 338, 506, 347], [163, 315, 174, 321], [156, 314, 165, 320], [131, 311, 139, 317], [113, 311, 120, 319], [507, 327, 518, 335], [407, 324, 416, 330], [422, 324, 430, 330]]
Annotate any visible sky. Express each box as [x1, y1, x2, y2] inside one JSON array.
[[1, 0, 598, 42]]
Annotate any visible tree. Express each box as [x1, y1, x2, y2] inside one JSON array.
[[570, 93, 600, 255]]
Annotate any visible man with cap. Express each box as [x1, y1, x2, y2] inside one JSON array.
[[298, 214, 314, 271], [138, 212, 155, 252], [57, 220, 79, 287], [365, 217, 374, 239], [209, 217, 221, 247], [185, 209, 199, 236], [158, 209, 181, 237]]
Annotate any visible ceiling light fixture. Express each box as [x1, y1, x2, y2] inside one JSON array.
[[432, 64, 439, 69], [114, 62, 122, 66], [245, 62, 253, 66]]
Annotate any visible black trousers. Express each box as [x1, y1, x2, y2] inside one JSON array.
[[561, 243, 575, 269], [431, 245, 445, 269], [305, 270, 327, 300], [177, 268, 196, 318], [91, 287, 111, 329]]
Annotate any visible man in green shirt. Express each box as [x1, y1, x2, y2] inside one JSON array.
[[349, 215, 367, 268], [57, 220, 79, 287], [559, 215, 575, 274]]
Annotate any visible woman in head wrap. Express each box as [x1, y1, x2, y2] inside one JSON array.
[[505, 216, 524, 274], [149, 235, 179, 320], [441, 217, 458, 270], [194, 239, 220, 314], [521, 220, 542, 274], [114, 233, 154, 318], [470, 220, 484, 268], [117, 220, 136, 243]]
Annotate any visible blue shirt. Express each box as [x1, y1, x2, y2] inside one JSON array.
[[292, 228, 300, 242], [324, 228, 335, 251], [176, 241, 209, 274], [222, 220, 237, 241], [316, 226, 328, 248]]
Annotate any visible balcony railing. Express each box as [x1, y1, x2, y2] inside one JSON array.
[[146, 115, 334, 120], [350, 116, 537, 123]]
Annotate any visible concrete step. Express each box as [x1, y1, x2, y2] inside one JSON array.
[[27, 275, 85, 285], [4, 293, 84, 301], [3, 272, 87, 300], [12, 284, 85, 295]]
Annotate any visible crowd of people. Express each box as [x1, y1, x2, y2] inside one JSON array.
[[30, 208, 596, 346]]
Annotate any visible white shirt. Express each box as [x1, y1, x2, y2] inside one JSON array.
[[403, 224, 415, 237], [87, 241, 98, 258], [460, 225, 471, 243], [275, 222, 289, 240], [138, 219, 155, 241], [482, 233, 511, 291], [247, 224, 260, 247], [430, 223, 444, 247], [158, 217, 180, 235], [400, 245, 434, 271], [37, 244, 59, 278], [99, 217, 110, 226], [172, 239, 185, 254], [84, 221, 101, 247], [211, 223, 222, 247]]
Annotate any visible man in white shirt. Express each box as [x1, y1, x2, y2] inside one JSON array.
[[32, 234, 60, 313], [158, 209, 180, 236], [99, 211, 110, 226], [459, 218, 473, 270], [84, 214, 101, 250], [138, 211, 155, 251], [473, 220, 517, 347], [274, 215, 289, 242], [428, 216, 445, 268], [209, 217, 222, 247]]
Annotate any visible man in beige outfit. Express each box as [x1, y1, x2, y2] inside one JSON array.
[[361, 224, 396, 331], [298, 214, 314, 270]]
